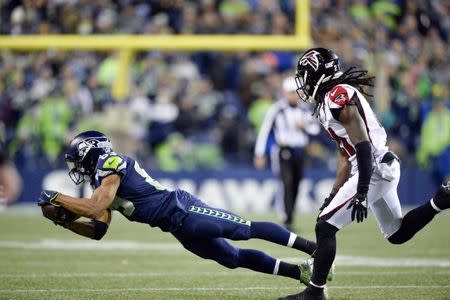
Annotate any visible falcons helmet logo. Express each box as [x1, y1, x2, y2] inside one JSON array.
[[299, 50, 320, 71]]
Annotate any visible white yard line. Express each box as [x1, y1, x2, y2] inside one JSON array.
[[1, 270, 449, 279], [280, 256, 450, 267], [335, 255, 450, 267], [0, 272, 245, 278], [0, 286, 450, 293], [0, 240, 183, 250], [336, 270, 450, 275], [1, 240, 450, 267]]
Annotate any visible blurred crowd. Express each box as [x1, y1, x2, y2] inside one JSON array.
[[0, 0, 295, 35], [0, 0, 449, 186]]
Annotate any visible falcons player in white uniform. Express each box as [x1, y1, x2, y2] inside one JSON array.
[[278, 48, 450, 300]]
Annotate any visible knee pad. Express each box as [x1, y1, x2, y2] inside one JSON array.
[[315, 220, 338, 240]]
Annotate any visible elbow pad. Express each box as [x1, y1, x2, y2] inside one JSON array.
[[355, 141, 373, 195], [92, 219, 108, 240]]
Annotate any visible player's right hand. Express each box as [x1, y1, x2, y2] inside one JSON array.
[[317, 190, 337, 221], [37, 190, 60, 207]]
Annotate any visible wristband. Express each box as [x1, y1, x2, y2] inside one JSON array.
[[92, 219, 108, 240]]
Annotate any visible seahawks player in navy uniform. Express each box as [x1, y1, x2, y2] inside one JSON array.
[[38, 130, 331, 286]]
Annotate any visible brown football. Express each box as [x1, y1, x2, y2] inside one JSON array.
[[41, 204, 79, 223]]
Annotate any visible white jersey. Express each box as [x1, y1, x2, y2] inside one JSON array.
[[317, 84, 388, 174]]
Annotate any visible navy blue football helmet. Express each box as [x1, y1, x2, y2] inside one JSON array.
[[295, 48, 341, 103], [65, 131, 113, 185]]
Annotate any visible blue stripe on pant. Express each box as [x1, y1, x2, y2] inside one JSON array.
[[179, 202, 252, 240]]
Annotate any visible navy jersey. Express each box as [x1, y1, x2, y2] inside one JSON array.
[[92, 153, 189, 232]]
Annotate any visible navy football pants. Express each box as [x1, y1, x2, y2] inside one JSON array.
[[169, 193, 316, 278], [172, 202, 251, 269]]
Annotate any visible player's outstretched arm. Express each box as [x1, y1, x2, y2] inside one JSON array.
[[64, 209, 112, 240], [338, 104, 373, 222], [56, 174, 121, 219]]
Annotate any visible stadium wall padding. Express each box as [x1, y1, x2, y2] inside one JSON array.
[[18, 167, 436, 212]]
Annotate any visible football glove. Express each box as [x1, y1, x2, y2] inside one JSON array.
[[347, 193, 368, 223], [37, 190, 60, 207], [317, 189, 338, 221]]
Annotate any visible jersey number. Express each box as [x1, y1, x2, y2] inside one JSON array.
[[134, 161, 165, 190], [110, 196, 135, 218]]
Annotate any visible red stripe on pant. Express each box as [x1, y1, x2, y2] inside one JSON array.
[[319, 193, 356, 221]]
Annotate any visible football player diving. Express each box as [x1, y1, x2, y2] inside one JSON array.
[[277, 48, 450, 300], [37, 130, 333, 287]]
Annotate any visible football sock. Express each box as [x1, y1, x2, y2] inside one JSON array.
[[237, 249, 276, 275], [431, 183, 450, 210], [305, 283, 325, 296], [237, 250, 300, 280], [311, 221, 338, 286], [292, 234, 317, 255], [250, 221, 316, 254], [388, 201, 437, 244], [276, 260, 301, 280]]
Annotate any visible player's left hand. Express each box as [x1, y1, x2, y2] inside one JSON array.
[[37, 190, 60, 207], [347, 193, 367, 223]]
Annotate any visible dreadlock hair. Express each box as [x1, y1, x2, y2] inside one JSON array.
[[312, 67, 375, 116]]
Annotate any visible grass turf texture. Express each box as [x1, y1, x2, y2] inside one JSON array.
[[0, 209, 449, 299]]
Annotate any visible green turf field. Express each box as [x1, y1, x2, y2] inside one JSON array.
[[0, 208, 449, 300]]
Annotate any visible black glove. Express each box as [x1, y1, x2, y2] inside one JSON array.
[[317, 189, 338, 221], [37, 190, 60, 207], [347, 193, 368, 223]]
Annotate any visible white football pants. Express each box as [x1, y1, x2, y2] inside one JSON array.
[[319, 159, 402, 238]]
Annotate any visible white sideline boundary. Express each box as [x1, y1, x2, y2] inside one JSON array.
[[1, 286, 450, 293]]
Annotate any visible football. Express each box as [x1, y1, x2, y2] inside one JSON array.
[[40, 204, 79, 224]]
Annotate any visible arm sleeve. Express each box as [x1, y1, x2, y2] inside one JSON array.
[[355, 141, 373, 195]]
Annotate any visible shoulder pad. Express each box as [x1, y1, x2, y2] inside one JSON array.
[[96, 153, 127, 173], [94, 154, 127, 186], [327, 85, 355, 108], [102, 155, 123, 171]]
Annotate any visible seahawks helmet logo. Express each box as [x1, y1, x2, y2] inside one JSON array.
[[77, 138, 112, 158], [299, 50, 320, 71]]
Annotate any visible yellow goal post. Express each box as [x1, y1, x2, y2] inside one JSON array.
[[0, 0, 311, 99]]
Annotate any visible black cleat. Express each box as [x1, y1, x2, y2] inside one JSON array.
[[277, 288, 325, 300], [432, 182, 450, 210]]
